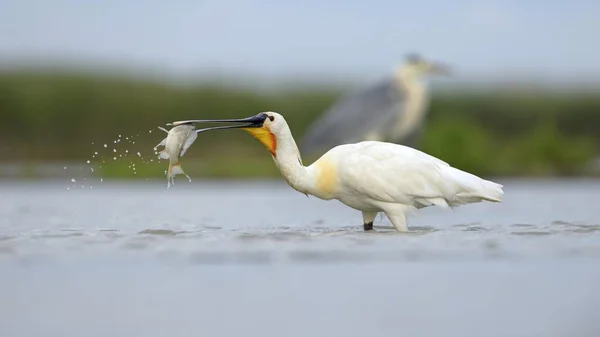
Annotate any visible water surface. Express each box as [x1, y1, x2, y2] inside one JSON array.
[[1, 179, 599, 337]]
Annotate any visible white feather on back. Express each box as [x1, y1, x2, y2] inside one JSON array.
[[329, 141, 501, 208]]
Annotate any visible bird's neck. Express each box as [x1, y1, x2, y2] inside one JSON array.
[[269, 130, 314, 196], [391, 67, 431, 138], [395, 67, 427, 94]]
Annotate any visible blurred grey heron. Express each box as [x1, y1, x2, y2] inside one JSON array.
[[301, 54, 451, 155]]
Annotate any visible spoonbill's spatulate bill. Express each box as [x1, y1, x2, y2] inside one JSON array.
[[171, 112, 503, 232], [301, 54, 451, 156]]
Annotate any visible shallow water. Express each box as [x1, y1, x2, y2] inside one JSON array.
[[1, 179, 600, 337]]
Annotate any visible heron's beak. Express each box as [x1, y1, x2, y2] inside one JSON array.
[[429, 62, 452, 76], [169, 113, 267, 133]]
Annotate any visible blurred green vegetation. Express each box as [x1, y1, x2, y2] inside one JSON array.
[[1, 69, 599, 179]]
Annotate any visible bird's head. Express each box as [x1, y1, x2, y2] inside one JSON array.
[[399, 53, 452, 79], [168, 111, 286, 157], [239, 111, 287, 157]]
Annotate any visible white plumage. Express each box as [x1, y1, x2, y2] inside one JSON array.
[[312, 141, 503, 231]]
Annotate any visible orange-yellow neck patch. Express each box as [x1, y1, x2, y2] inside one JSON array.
[[243, 127, 277, 157], [315, 158, 338, 197]]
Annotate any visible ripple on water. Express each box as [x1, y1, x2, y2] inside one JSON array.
[[452, 222, 482, 228], [511, 231, 553, 236], [3, 219, 600, 262], [452, 223, 495, 232], [552, 220, 574, 226], [462, 226, 491, 232], [408, 226, 440, 233], [35, 232, 86, 238], [137, 229, 203, 236], [551, 220, 600, 233], [138, 229, 178, 236], [236, 229, 325, 243], [511, 223, 537, 228], [568, 226, 600, 234], [202, 225, 222, 230]]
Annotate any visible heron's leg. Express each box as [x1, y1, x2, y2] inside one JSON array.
[[362, 211, 377, 231]]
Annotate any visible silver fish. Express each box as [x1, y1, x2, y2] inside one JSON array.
[[155, 123, 198, 188]]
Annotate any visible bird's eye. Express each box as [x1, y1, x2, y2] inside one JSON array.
[[268, 115, 275, 122]]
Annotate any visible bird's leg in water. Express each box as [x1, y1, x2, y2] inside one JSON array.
[[362, 211, 377, 231], [384, 211, 409, 232]]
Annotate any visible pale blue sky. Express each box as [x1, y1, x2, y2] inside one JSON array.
[[1, 0, 599, 83]]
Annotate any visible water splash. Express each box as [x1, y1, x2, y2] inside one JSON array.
[[66, 129, 171, 191]]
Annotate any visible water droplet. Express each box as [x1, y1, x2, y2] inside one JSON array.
[[125, 150, 129, 153], [64, 166, 67, 170], [113, 149, 117, 153], [71, 178, 76, 183], [100, 178, 104, 182], [86, 160, 90, 164], [137, 152, 141, 157], [149, 130, 152, 133], [91, 168, 94, 173], [104, 144, 107, 148], [94, 151, 98, 155], [90, 186, 93, 189], [118, 134, 122, 138], [113, 157, 117, 160]]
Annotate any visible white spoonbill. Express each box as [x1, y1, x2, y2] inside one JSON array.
[[171, 112, 504, 232]]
